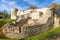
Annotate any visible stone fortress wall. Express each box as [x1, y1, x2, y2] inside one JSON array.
[[2, 8, 60, 39]]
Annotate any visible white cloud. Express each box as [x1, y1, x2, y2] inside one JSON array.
[[1, 0, 7, 3], [1, 5, 11, 12], [23, 0, 40, 7], [2, 5, 7, 9], [0, 7, 4, 11], [11, 4, 28, 10], [8, 1, 16, 6], [1, 0, 17, 6], [23, 0, 49, 8], [53, 0, 60, 4]]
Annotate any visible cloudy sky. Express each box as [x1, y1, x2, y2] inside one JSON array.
[[0, 0, 60, 13]]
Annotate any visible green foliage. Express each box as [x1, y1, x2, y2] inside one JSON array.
[[28, 6, 38, 9], [0, 38, 20, 40], [0, 19, 14, 27], [58, 4, 60, 7], [49, 3, 60, 9], [0, 10, 10, 19]]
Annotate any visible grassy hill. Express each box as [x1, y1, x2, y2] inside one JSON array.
[[0, 19, 15, 27]]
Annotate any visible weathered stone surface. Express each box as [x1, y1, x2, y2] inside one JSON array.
[[2, 15, 54, 39], [21, 15, 54, 38]]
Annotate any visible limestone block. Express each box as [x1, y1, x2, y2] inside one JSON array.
[[54, 18, 59, 28], [14, 30, 19, 33], [28, 19, 34, 25]]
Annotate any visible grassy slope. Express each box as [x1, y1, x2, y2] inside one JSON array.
[[0, 19, 15, 27], [0, 38, 21, 40], [24, 27, 60, 40]]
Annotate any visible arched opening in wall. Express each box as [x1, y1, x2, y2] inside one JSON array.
[[39, 12, 43, 17]]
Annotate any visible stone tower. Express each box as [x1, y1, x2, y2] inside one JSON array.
[[54, 14, 60, 28], [11, 8, 18, 20]]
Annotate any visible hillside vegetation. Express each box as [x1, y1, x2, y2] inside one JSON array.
[[0, 19, 15, 27]]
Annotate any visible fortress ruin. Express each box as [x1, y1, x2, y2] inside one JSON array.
[[2, 7, 60, 39]]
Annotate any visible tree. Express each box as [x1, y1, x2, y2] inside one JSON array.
[[58, 4, 60, 8], [0, 10, 10, 19], [28, 6, 38, 10], [49, 3, 60, 17], [49, 3, 57, 9]]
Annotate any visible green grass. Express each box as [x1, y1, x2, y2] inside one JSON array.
[[24, 27, 60, 40], [0, 39, 18, 40], [0, 19, 15, 27]]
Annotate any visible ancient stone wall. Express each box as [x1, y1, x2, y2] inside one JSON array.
[[3, 23, 24, 39], [21, 15, 54, 38], [3, 8, 60, 39], [3, 14, 54, 39]]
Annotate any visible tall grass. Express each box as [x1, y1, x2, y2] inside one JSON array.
[[0, 19, 15, 27]]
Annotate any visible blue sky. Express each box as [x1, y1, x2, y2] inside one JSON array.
[[0, 0, 60, 13]]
